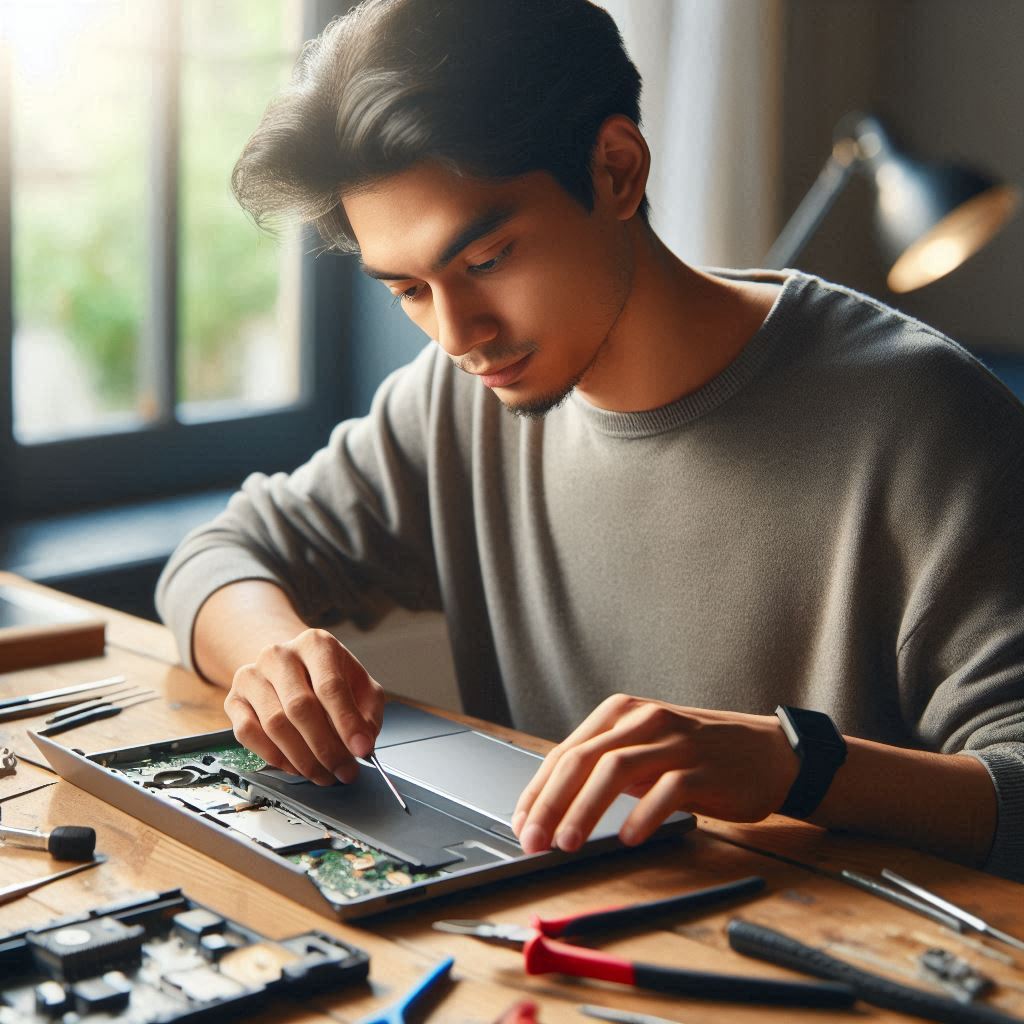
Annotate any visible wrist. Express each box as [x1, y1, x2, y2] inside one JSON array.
[[194, 581, 308, 686], [812, 737, 997, 867]]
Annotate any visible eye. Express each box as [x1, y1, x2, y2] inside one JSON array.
[[468, 244, 513, 275], [390, 283, 426, 307]]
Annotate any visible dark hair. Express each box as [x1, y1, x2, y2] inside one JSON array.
[[231, 0, 645, 252]]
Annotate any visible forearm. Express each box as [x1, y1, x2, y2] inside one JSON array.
[[193, 580, 311, 688], [810, 736, 997, 868]]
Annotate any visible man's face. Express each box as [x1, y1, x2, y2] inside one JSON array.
[[344, 161, 634, 417]]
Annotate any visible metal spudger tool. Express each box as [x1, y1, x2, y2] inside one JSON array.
[[882, 869, 1024, 955], [0, 675, 126, 713], [0, 856, 104, 907], [368, 753, 410, 814]]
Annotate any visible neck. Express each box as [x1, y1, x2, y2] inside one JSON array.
[[576, 225, 779, 413]]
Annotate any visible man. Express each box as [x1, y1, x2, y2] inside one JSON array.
[[157, 0, 1024, 880]]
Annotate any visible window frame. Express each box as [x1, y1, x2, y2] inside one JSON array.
[[0, 0, 353, 521]]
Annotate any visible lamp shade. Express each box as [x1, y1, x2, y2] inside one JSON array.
[[846, 115, 1020, 292], [766, 113, 1020, 293]]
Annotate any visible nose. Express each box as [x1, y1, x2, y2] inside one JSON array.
[[431, 285, 499, 358]]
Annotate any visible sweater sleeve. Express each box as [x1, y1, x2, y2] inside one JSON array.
[[893, 354, 1024, 882], [155, 344, 443, 674]]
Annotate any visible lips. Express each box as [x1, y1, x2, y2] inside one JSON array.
[[477, 352, 534, 389]]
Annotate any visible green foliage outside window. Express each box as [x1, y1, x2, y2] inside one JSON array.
[[13, 1, 294, 413]]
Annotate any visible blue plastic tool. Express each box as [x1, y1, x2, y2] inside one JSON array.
[[357, 955, 454, 1024]]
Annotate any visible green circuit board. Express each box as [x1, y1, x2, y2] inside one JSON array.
[[288, 847, 431, 903], [106, 740, 444, 904], [109, 743, 269, 779]]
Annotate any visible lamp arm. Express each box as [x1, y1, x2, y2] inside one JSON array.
[[765, 142, 858, 269]]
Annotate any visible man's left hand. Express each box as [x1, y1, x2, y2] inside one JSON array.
[[511, 694, 799, 854]]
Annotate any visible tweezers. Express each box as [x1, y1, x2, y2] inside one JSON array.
[[36, 693, 159, 737], [44, 687, 146, 723], [0, 675, 127, 722], [881, 869, 1024, 954], [841, 870, 965, 932]]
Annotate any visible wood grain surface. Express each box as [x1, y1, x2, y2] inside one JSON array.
[[0, 575, 1021, 1023]]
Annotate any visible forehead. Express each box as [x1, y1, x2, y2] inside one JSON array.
[[343, 163, 562, 271]]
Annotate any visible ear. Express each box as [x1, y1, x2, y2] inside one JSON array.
[[591, 115, 650, 221]]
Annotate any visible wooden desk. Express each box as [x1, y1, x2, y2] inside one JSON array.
[[1, 573, 1022, 1023]]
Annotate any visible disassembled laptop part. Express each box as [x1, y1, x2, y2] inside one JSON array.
[[0, 889, 368, 1023], [105, 741, 443, 904]]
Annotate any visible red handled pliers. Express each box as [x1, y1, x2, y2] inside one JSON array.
[[434, 876, 854, 1009]]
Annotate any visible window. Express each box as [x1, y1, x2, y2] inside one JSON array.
[[0, 0, 352, 520]]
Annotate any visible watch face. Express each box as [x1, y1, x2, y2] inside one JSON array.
[[785, 706, 845, 750]]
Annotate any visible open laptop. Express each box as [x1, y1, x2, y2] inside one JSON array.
[[31, 703, 695, 919]]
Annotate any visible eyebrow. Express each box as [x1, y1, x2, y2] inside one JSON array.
[[359, 204, 518, 281]]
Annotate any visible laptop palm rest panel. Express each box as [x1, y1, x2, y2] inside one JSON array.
[[236, 766, 520, 871], [373, 709, 689, 840], [376, 731, 539, 822]]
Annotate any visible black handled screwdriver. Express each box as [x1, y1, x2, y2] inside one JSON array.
[[0, 823, 97, 861]]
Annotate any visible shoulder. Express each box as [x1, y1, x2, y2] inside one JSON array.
[[779, 272, 1024, 441]]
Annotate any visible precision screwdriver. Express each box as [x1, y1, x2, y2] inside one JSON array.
[[0, 823, 97, 861]]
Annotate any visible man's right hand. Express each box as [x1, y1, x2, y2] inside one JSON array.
[[223, 628, 385, 786]]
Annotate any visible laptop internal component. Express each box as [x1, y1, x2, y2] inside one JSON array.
[[0, 889, 368, 1023]]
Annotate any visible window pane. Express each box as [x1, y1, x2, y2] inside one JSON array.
[[177, 0, 305, 419], [10, 2, 153, 443]]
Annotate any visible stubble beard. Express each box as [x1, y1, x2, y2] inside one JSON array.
[[503, 276, 632, 420], [492, 230, 636, 420], [501, 358, 592, 419]]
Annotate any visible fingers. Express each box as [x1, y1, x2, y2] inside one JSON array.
[[224, 693, 300, 776], [227, 664, 343, 785], [520, 736, 685, 854], [513, 701, 792, 856], [512, 693, 644, 836], [225, 630, 384, 786], [305, 637, 384, 759], [619, 769, 692, 845]]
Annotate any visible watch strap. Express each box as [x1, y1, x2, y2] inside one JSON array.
[[776, 705, 847, 820]]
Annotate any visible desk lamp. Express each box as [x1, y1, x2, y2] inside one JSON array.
[[765, 112, 1020, 292]]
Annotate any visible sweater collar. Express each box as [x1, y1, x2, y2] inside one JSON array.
[[568, 267, 808, 439]]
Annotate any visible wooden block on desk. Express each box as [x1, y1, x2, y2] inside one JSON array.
[[0, 584, 105, 672]]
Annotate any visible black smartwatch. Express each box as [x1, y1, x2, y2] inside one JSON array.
[[774, 705, 847, 819]]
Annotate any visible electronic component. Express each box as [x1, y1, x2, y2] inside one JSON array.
[[0, 889, 369, 1023], [918, 947, 994, 1003], [70, 972, 132, 1014], [27, 916, 145, 981]]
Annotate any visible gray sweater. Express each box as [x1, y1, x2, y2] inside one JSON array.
[[157, 269, 1024, 880]]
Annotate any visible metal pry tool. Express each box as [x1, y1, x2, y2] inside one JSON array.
[[0, 857, 105, 907], [368, 753, 410, 814]]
